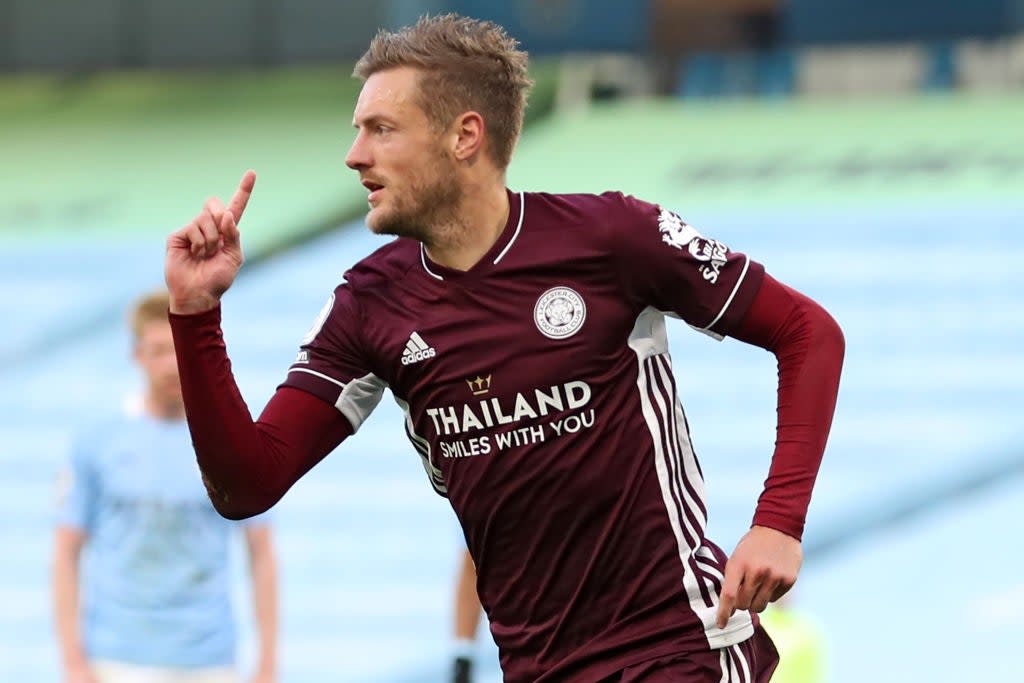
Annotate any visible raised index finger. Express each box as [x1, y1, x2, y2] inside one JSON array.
[[227, 170, 256, 222]]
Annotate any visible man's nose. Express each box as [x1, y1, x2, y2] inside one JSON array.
[[346, 132, 371, 171]]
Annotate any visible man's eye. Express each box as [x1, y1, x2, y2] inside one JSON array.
[[377, 125, 391, 134]]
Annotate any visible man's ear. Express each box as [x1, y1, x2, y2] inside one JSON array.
[[452, 111, 485, 161]]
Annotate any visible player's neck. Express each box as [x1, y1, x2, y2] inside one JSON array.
[[143, 391, 186, 421], [424, 181, 509, 272]]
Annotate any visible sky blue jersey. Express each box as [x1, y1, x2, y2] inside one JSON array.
[[56, 408, 269, 668]]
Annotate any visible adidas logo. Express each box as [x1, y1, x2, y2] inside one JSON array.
[[401, 331, 436, 366]]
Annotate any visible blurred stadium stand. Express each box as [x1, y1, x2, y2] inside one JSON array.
[[783, 0, 1022, 44], [2, 1, 1022, 681]]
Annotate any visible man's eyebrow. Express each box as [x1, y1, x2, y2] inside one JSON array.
[[352, 113, 394, 129]]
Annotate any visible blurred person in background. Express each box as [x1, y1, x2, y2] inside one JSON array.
[[163, 13, 844, 683], [451, 548, 483, 683], [51, 290, 278, 683], [758, 595, 826, 683]]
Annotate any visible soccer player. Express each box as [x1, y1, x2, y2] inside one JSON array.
[[164, 14, 844, 683], [52, 291, 278, 683]]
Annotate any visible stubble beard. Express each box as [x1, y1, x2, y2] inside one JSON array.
[[368, 156, 463, 245]]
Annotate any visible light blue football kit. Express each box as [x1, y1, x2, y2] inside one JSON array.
[[57, 408, 268, 668]]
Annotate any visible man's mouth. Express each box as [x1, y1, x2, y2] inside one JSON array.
[[362, 180, 385, 202]]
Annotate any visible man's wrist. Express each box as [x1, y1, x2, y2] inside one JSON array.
[[169, 294, 220, 316], [751, 512, 804, 542]]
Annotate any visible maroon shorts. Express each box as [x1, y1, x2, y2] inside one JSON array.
[[609, 625, 779, 683]]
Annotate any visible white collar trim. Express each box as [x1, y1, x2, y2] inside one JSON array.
[[419, 192, 525, 279]]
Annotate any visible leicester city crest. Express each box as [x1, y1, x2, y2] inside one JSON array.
[[534, 286, 586, 340]]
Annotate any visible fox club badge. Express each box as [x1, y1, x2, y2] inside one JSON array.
[[534, 287, 586, 339]]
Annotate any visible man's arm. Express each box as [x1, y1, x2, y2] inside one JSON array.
[[244, 525, 278, 683], [52, 526, 95, 683], [454, 549, 482, 642], [452, 549, 481, 683], [169, 308, 354, 519], [600, 195, 842, 625], [715, 273, 845, 627], [733, 274, 845, 538], [165, 172, 355, 519]]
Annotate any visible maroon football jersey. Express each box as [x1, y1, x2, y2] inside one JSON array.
[[283, 190, 765, 682]]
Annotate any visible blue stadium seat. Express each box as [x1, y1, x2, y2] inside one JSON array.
[[677, 50, 794, 98], [922, 42, 957, 90]]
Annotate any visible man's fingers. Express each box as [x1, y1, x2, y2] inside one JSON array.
[[226, 170, 256, 222], [222, 210, 242, 255], [177, 208, 219, 259], [205, 196, 226, 223], [716, 561, 743, 629], [715, 598, 734, 631], [196, 208, 221, 257], [749, 578, 778, 614], [180, 223, 209, 258], [770, 580, 794, 603], [735, 567, 768, 613]]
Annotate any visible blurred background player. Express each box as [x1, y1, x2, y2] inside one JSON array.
[[51, 290, 278, 683], [451, 548, 483, 683], [758, 595, 826, 683]]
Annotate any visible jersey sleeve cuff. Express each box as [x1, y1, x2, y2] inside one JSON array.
[[751, 509, 804, 542], [168, 303, 222, 328]]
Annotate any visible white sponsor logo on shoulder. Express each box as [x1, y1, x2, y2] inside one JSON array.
[[657, 208, 729, 285], [657, 208, 701, 250], [534, 286, 586, 339], [688, 237, 729, 284], [402, 331, 436, 365]]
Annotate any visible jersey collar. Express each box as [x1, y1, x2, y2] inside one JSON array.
[[420, 189, 525, 281]]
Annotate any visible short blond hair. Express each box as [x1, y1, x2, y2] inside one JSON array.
[[129, 290, 170, 339], [354, 13, 534, 170]]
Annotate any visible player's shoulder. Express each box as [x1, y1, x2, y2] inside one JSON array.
[[328, 237, 420, 303], [524, 189, 659, 227], [342, 238, 418, 289], [524, 189, 639, 215], [522, 190, 663, 249]]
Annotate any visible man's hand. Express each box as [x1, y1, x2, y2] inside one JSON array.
[[165, 171, 255, 315], [715, 525, 802, 629]]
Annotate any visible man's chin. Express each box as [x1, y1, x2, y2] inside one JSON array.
[[366, 218, 386, 235], [366, 210, 413, 238], [365, 208, 391, 235]]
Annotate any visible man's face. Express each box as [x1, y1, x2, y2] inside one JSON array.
[[134, 320, 181, 406], [346, 67, 462, 240]]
